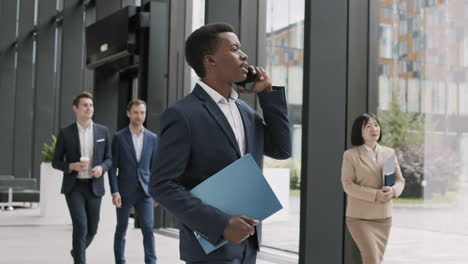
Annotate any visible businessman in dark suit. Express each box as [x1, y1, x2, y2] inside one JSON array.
[[109, 99, 158, 264], [52, 92, 112, 264], [149, 23, 291, 263]]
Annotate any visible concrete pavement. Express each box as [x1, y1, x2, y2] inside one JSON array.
[[0, 191, 297, 264]]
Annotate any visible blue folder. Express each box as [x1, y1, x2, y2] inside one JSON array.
[[382, 154, 396, 187], [384, 172, 395, 187], [189, 154, 283, 254]]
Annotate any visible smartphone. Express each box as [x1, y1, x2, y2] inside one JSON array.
[[235, 68, 258, 90]]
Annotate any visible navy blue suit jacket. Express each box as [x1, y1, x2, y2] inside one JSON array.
[[109, 127, 158, 197], [52, 122, 112, 197], [150, 85, 291, 261]]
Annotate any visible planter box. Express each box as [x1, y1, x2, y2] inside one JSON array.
[[263, 168, 290, 223], [40, 163, 71, 224]]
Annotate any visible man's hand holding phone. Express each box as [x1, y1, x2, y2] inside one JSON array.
[[236, 65, 272, 94]]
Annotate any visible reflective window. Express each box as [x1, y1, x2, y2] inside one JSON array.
[[375, 1, 468, 263], [262, 0, 303, 256]]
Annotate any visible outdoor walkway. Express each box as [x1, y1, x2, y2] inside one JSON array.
[[0, 190, 297, 264], [6, 187, 468, 263]]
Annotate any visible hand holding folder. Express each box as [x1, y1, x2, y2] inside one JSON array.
[[189, 154, 283, 254], [223, 215, 259, 244]]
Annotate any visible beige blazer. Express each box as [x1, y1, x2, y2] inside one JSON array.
[[341, 144, 405, 219]]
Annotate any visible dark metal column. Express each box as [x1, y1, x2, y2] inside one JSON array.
[[59, 0, 86, 127], [33, 0, 61, 185], [145, 0, 170, 133], [144, 0, 174, 229], [183, 0, 193, 96], [300, 0, 348, 263], [300, 0, 371, 263], [0, 1, 18, 176], [167, 0, 190, 106], [205, 0, 240, 31], [344, 0, 371, 263], [13, 0, 35, 178], [368, 0, 380, 113], [54, 2, 64, 134]]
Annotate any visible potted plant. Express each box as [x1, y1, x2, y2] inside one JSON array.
[[262, 157, 296, 222], [39, 135, 69, 223]]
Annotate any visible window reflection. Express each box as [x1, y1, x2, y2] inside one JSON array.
[[262, 0, 303, 255], [376, 1, 468, 262]]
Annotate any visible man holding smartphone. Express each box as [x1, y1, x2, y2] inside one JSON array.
[[52, 92, 112, 264], [150, 23, 291, 264]]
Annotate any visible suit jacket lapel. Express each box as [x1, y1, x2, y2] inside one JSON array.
[[140, 129, 151, 165], [358, 145, 381, 178], [236, 101, 252, 153], [71, 123, 81, 157], [376, 145, 385, 173], [92, 123, 98, 165], [193, 85, 241, 157], [203, 102, 241, 157], [124, 127, 138, 164]]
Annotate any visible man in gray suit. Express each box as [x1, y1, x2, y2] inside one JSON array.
[[109, 99, 158, 264], [52, 92, 112, 264]]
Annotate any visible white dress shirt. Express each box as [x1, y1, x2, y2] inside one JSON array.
[[364, 144, 379, 163], [197, 80, 246, 156], [77, 121, 94, 179], [130, 126, 145, 162]]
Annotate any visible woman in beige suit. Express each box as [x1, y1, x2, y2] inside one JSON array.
[[341, 113, 405, 264]]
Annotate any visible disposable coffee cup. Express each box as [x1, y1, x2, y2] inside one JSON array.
[[80, 156, 90, 170]]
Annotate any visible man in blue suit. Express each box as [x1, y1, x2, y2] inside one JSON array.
[[150, 23, 291, 263], [109, 99, 158, 264], [52, 92, 112, 264]]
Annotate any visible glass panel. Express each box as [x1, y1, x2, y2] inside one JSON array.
[[122, 0, 141, 7], [262, 0, 303, 255], [374, 1, 468, 263], [15, 0, 20, 38], [13, 0, 20, 70], [34, 0, 38, 25]]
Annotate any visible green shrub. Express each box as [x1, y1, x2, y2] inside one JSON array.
[[41, 135, 56, 163], [379, 92, 463, 198], [379, 95, 425, 198]]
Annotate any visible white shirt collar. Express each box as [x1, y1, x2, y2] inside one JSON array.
[[76, 121, 93, 131], [129, 125, 145, 136], [197, 80, 239, 104], [363, 144, 379, 153]]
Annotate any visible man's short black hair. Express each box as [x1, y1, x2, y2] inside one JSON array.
[[185, 23, 234, 78], [351, 113, 382, 146]]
